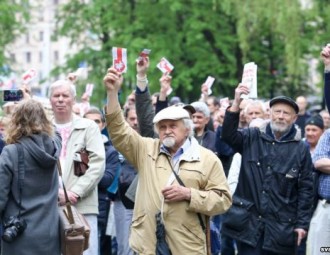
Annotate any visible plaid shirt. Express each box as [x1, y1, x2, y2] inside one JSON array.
[[312, 129, 330, 200]]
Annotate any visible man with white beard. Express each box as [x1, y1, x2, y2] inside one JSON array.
[[221, 83, 314, 255], [103, 67, 232, 255]]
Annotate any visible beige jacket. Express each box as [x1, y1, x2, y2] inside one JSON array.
[[62, 115, 105, 214], [106, 106, 232, 255]]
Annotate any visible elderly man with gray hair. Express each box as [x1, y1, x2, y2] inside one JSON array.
[[190, 101, 217, 153], [103, 67, 232, 255], [49, 79, 105, 255]]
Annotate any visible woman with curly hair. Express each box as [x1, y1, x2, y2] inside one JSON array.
[[0, 99, 62, 255]]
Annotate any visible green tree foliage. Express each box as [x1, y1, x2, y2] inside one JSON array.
[[0, 0, 29, 73], [53, 0, 324, 106]]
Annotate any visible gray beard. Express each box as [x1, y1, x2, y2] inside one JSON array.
[[162, 137, 175, 148], [270, 122, 291, 136]]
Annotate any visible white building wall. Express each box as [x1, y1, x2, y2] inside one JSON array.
[[5, 0, 79, 97]]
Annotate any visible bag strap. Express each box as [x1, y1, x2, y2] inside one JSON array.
[[57, 161, 75, 224], [15, 143, 25, 217], [165, 156, 206, 233]]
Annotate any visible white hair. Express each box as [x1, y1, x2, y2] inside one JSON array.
[[191, 101, 210, 117], [48, 79, 76, 98], [244, 100, 266, 115]]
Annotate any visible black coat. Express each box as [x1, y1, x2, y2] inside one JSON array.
[[221, 110, 313, 254]]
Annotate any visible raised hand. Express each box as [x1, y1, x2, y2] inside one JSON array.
[[136, 56, 150, 77], [159, 73, 172, 97], [321, 44, 330, 68], [103, 67, 124, 93]]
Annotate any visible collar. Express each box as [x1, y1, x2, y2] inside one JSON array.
[[159, 136, 201, 162]]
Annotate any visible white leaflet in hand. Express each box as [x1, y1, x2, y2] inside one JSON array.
[[166, 87, 173, 96], [220, 97, 230, 109], [85, 83, 94, 97], [204, 76, 215, 95], [157, 57, 174, 74], [22, 68, 37, 85], [241, 62, 257, 99], [112, 47, 127, 73]]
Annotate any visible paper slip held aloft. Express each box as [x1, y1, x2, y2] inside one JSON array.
[[157, 57, 174, 74], [112, 47, 127, 73], [137, 49, 151, 65], [85, 83, 94, 97], [204, 76, 215, 95], [22, 68, 37, 85], [241, 62, 257, 99]]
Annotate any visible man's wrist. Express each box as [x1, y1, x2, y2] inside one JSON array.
[[137, 74, 147, 80], [136, 75, 148, 91], [230, 102, 240, 112], [325, 65, 330, 73]]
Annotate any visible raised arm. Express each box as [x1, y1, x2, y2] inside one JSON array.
[[135, 56, 155, 138], [321, 44, 330, 113], [222, 83, 250, 153]]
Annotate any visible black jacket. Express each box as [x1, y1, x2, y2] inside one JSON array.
[[221, 110, 313, 254]]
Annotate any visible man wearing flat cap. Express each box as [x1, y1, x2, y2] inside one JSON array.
[[221, 83, 314, 255], [103, 67, 232, 255]]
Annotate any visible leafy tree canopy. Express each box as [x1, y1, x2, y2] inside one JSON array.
[[53, 0, 326, 106]]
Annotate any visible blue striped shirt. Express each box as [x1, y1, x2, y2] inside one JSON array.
[[312, 129, 330, 200]]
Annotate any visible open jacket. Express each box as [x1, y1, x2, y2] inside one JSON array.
[[106, 105, 231, 255], [61, 115, 105, 215], [221, 110, 313, 254]]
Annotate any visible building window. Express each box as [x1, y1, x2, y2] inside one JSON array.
[[53, 0, 59, 4], [26, 52, 31, 63], [54, 51, 59, 61], [10, 54, 16, 62], [39, 52, 43, 63], [39, 31, 44, 42], [26, 33, 29, 44]]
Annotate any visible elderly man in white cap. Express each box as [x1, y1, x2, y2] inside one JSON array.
[[103, 67, 231, 255]]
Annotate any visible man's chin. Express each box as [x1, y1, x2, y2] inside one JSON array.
[[162, 138, 175, 148]]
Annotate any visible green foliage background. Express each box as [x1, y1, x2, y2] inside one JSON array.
[[3, 0, 330, 107]]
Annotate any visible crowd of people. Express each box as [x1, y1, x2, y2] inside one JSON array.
[[0, 45, 328, 255]]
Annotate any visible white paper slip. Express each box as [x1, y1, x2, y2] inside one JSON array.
[[22, 68, 37, 85], [204, 76, 215, 95], [157, 57, 174, 74], [241, 62, 257, 99], [85, 83, 94, 97], [112, 47, 127, 73]]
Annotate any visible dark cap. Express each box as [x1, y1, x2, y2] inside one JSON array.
[[306, 114, 324, 130], [172, 103, 196, 115], [269, 96, 299, 114]]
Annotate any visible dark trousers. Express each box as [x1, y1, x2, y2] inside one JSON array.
[[221, 233, 236, 255], [236, 239, 291, 255]]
